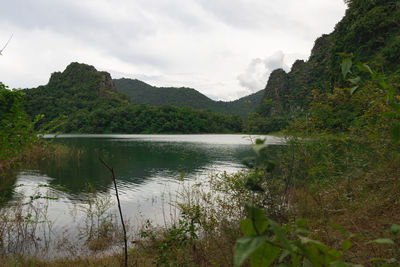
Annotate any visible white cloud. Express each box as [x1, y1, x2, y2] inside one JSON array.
[[0, 0, 346, 100], [237, 51, 291, 95]]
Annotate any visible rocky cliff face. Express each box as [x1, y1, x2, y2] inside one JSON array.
[[261, 34, 334, 117], [99, 71, 116, 92], [259, 0, 400, 119], [47, 62, 116, 96]]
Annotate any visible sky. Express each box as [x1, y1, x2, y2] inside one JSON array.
[[0, 0, 346, 101]]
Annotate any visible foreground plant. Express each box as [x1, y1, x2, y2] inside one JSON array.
[[235, 206, 398, 267]]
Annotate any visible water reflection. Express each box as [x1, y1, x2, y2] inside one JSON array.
[[20, 135, 275, 199]]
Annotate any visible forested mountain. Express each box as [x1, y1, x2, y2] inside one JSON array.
[[23, 63, 243, 134], [256, 0, 400, 128], [24, 63, 130, 127], [114, 78, 263, 117]]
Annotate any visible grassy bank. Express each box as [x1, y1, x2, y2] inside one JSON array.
[[0, 142, 72, 204]]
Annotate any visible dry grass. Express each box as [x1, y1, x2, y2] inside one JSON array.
[[0, 254, 151, 267], [0, 142, 72, 204], [0, 142, 70, 174], [290, 155, 400, 265]]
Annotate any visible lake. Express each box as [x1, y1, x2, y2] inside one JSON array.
[[3, 134, 284, 255]]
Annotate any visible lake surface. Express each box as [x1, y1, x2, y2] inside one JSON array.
[[4, 134, 284, 254]]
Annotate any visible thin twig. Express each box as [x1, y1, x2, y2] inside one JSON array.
[[99, 157, 128, 267]]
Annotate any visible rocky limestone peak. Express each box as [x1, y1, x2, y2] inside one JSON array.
[[262, 69, 289, 116], [291, 60, 306, 73], [310, 34, 331, 59], [47, 62, 115, 93], [263, 69, 288, 99], [99, 71, 116, 92]]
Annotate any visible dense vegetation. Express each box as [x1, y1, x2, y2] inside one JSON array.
[[0, 82, 39, 163], [229, 0, 400, 264], [0, 82, 67, 203], [23, 63, 243, 134], [251, 0, 400, 133], [114, 78, 263, 117]]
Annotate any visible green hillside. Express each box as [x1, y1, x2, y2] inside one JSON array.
[[23, 63, 243, 134], [24, 63, 130, 127], [114, 78, 216, 110], [256, 0, 400, 129], [114, 78, 263, 117]]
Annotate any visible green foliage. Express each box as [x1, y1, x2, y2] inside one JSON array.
[[235, 206, 397, 267], [68, 105, 243, 134], [288, 58, 400, 145], [114, 78, 264, 117], [245, 115, 289, 134], [140, 206, 201, 266], [0, 82, 41, 161], [342, 58, 400, 144]]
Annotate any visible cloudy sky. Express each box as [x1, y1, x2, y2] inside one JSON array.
[[0, 0, 346, 101]]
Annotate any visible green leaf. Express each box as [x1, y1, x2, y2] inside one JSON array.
[[329, 223, 347, 236], [255, 138, 265, 145], [295, 228, 312, 235], [356, 62, 373, 74], [241, 219, 256, 236], [252, 143, 268, 156], [350, 86, 359, 95], [367, 238, 395, 245], [250, 242, 280, 267], [342, 239, 352, 251], [279, 250, 290, 262], [269, 220, 293, 253], [369, 257, 393, 263], [298, 236, 327, 249], [244, 206, 269, 235], [391, 224, 400, 235], [328, 249, 343, 259], [379, 80, 389, 90], [341, 58, 352, 79], [294, 242, 321, 266], [234, 235, 269, 267], [349, 233, 364, 240], [388, 87, 396, 102], [348, 76, 361, 84]]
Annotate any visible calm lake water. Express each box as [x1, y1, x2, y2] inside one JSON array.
[[5, 134, 284, 254]]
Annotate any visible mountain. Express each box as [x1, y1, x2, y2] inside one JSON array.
[[23, 63, 243, 134], [258, 0, 400, 120], [24, 62, 130, 127], [114, 78, 217, 110], [113, 78, 263, 117]]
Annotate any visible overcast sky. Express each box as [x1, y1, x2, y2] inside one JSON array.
[[0, 0, 346, 101]]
